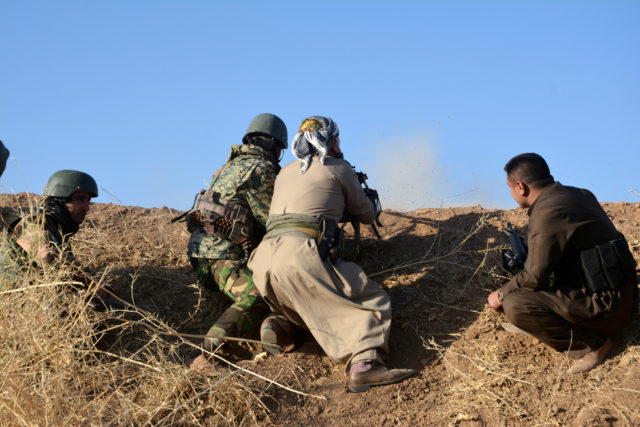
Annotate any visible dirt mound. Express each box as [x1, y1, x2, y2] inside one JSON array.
[[2, 193, 639, 425]]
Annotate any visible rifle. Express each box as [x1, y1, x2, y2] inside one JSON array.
[[89, 294, 127, 312], [341, 167, 383, 259], [502, 222, 527, 273]]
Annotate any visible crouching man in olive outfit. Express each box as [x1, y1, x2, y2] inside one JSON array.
[[488, 153, 637, 374]]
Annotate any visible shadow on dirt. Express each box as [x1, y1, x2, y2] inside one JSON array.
[[248, 208, 521, 420], [349, 209, 512, 373], [96, 264, 259, 361], [99, 208, 516, 393]]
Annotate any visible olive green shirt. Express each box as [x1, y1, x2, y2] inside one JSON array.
[[0, 214, 76, 284]]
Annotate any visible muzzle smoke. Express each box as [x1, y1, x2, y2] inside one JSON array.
[[364, 135, 499, 211]]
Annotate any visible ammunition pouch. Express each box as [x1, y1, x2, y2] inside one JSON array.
[[580, 235, 636, 294], [317, 218, 343, 263], [186, 187, 261, 252]]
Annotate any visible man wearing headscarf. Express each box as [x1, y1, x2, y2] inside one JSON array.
[[248, 116, 414, 392]]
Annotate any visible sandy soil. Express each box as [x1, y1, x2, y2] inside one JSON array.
[[2, 193, 639, 426]]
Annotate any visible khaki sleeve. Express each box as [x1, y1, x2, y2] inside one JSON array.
[[337, 164, 375, 225]]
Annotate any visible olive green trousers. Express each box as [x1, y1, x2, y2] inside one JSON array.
[[191, 258, 267, 341]]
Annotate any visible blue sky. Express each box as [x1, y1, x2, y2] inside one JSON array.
[[1, 1, 638, 211]]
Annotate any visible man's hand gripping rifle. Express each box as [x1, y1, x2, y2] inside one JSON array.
[[502, 222, 527, 274], [341, 167, 383, 259]]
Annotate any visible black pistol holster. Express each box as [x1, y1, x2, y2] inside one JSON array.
[[317, 217, 343, 263]]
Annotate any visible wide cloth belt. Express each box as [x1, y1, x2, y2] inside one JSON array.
[[263, 213, 321, 240]]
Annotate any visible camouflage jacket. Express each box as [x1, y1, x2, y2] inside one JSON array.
[[187, 144, 279, 260], [0, 202, 78, 284]]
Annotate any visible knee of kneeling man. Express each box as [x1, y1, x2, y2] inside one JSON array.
[[502, 292, 531, 325]]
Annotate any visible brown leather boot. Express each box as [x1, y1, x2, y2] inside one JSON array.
[[260, 314, 296, 355], [348, 361, 415, 393], [566, 338, 612, 375]]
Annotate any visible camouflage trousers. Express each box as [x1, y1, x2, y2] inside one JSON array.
[[190, 258, 267, 343]]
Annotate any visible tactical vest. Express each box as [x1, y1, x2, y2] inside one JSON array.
[[184, 162, 261, 251]]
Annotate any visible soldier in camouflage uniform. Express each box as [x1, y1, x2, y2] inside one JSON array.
[[0, 170, 102, 292], [185, 113, 288, 366]]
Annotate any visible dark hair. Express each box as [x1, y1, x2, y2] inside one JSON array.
[[504, 153, 554, 188]]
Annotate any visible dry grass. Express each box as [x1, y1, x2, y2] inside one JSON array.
[[0, 206, 279, 426], [419, 322, 640, 426], [0, 276, 272, 426], [1, 197, 639, 426]]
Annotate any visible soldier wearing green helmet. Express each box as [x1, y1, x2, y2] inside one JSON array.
[[242, 113, 288, 150], [42, 169, 98, 228], [184, 113, 288, 370], [0, 169, 106, 296]]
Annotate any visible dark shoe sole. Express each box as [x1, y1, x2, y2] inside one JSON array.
[[348, 370, 415, 393], [261, 327, 282, 355]]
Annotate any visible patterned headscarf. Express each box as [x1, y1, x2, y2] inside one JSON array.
[[291, 116, 339, 174]]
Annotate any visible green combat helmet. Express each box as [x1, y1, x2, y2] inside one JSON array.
[[44, 170, 98, 198], [242, 113, 288, 149], [0, 140, 9, 177]]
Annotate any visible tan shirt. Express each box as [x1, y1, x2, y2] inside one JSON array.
[[502, 182, 619, 294], [269, 156, 375, 224]]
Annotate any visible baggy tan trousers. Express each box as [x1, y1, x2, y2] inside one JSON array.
[[248, 235, 391, 370], [503, 280, 636, 358]]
